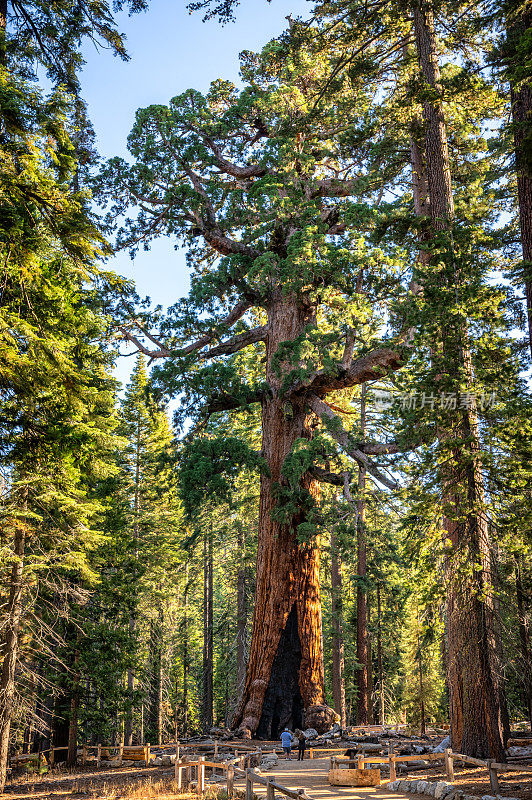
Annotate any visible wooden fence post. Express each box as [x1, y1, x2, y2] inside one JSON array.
[[389, 741, 396, 781], [444, 749, 454, 782], [97, 744, 101, 769], [487, 760, 500, 794], [176, 763, 183, 790], [246, 769, 254, 800], [214, 740, 218, 758], [174, 742, 180, 780], [145, 743, 151, 767], [197, 756, 205, 794], [118, 743, 123, 766], [266, 778, 275, 800], [357, 754, 364, 771], [309, 748, 313, 760], [227, 763, 235, 798]]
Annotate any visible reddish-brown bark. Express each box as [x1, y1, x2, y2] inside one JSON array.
[[412, 1, 505, 760], [232, 294, 336, 737]]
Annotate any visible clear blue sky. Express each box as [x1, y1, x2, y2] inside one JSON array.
[[80, 0, 310, 386]]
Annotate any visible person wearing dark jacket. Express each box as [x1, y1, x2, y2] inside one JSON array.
[[294, 729, 306, 761]]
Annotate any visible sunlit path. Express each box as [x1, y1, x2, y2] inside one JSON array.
[[235, 757, 403, 800]]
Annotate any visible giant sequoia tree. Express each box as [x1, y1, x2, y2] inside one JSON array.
[[100, 35, 412, 737]]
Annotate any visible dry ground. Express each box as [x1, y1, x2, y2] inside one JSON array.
[[3, 752, 531, 800]]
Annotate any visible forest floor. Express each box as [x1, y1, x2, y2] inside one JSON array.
[[3, 753, 531, 800]]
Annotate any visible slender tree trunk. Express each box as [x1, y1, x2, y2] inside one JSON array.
[[0, 0, 7, 66], [202, 530, 214, 732], [367, 593, 374, 723], [376, 585, 385, 726], [149, 608, 164, 745], [125, 420, 142, 746], [157, 609, 163, 745], [515, 556, 532, 730], [412, 1, 505, 760], [416, 604, 426, 736], [236, 524, 247, 694], [0, 522, 26, 794], [67, 645, 81, 766], [330, 529, 346, 727], [182, 564, 189, 738], [233, 294, 334, 737], [356, 385, 369, 725], [507, 5, 532, 355]]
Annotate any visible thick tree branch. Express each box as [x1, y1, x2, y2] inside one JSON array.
[[202, 134, 268, 179], [312, 177, 364, 198], [205, 387, 266, 416], [202, 227, 260, 259], [307, 394, 398, 491], [291, 346, 404, 396], [198, 325, 267, 359]]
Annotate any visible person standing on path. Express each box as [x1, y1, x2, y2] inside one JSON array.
[[295, 729, 306, 761], [280, 728, 294, 760]]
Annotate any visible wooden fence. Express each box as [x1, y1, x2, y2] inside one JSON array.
[[245, 770, 313, 800], [331, 748, 532, 793]]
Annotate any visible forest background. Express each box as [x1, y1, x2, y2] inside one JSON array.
[[1, 0, 531, 795]]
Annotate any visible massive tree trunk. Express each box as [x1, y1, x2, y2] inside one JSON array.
[[330, 530, 346, 727], [0, 523, 25, 794], [412, 0, 505, 760], [507, 4, 532, 355], [233, 294, 336, 737]]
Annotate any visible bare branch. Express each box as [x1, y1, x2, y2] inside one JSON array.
[[307, 394, 399, 491], [198, 325, 267, 359], [119, 327, 170, 360], [179, 300, 252, 355]]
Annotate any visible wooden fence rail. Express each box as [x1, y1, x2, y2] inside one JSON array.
[[331, 747, 532, 793], [245, 769, 313, 800], [174, 750, 263, 797]]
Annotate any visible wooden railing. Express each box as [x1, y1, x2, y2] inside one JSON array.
[[331, 748, 532, 793], [245, 769, 313, 800], [174, 749, 264, 796]]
